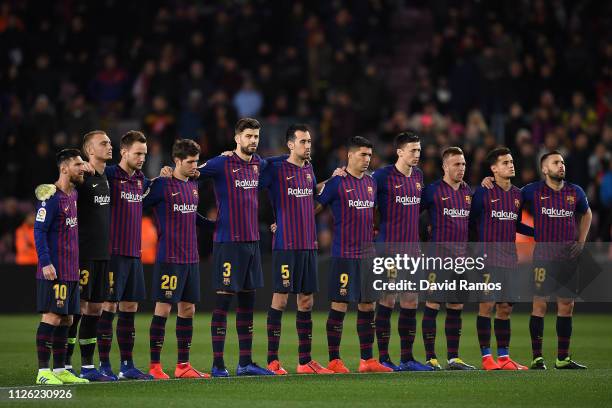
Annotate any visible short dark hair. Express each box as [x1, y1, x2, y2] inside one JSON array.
[[120, 130, 146, 149], [394, 131, 420, 149], [56, 149, 82, 167], [235, 118, 261, 134], [348, 136, 373, 151], [486, 147, 512, 167], [540, 150, 563, 167], [441, 146, 463, 161], [82, 130, 107, 159], [286, 124, 310, 143], [172, 139, 201, 160]]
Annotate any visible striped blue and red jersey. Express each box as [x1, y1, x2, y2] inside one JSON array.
[[106, 165, 149, 258], [143, 177, 205, 264], [373, 165, 423, 243], [315, 174, 377, 259], [522, 181, 589, 260], [34, 188, 79, 281], [198, 153, 266, 242], [422, 179, 472, 243], [470, 184, 533, 266], [260, 159, 318, 250]]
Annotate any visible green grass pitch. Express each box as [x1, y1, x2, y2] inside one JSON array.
[[1, 312, 611, 407]]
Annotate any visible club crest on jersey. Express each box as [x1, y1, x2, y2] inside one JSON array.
[[416, 182, 422, 191], [465, 195, 471, 203], [193, 189, 198, 196], [137, 180, 142, 189], [515, 198, 520, 208], [283, 279, 290, 288], [36, 208, 47, 222], [339, 288, 347, 296], [165, 290, 173, 299], [223, 277, 231, 286], [368, 186, 373, 195], [56, 299, 64, 308], [306, 173, 312, 181], [252, 165, 258, 174], [567, 195, 575, 205]]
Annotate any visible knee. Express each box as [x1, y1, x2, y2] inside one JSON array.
[[272, 294, 288, 311], [358, 302, 375, 313], [61, 315, 74, 326], [446, 303, 463, 311], [479, 302, 494, 317], [103, 302, 117, 313], [379, 294, 396, 309], [331, 302, 348, 313], [86, 302, 103, 316], [178, 303, 195, 318], [557, 300, 574, 317], [297, 295, 313, 312], [496, 303, 512, 319], [532, 300, 547, 317], [120, 301, 138, 313]]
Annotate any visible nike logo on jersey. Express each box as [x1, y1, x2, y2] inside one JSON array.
[[441, 197, 450, 201], [345, 189, 354, 193], [491, 199, 500, 203], [286, 176, 295, 180], [172, 192, 180, 196], [395, 185, 403, 189], [540, 196, 549, 200], [120, 180, 127, 184], [233, 169, 240, 173], [92, 184, 98, 187]]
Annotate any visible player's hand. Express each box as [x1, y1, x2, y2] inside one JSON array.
[[160, 166, 173, 177], [42, 264, 57, 280], [481, 176, 495, 189], [332, 166, 347, 177], [569, 241, 585, 258], [82, 162, 95, 174], [221, 151, 233, 157], [192, 169, 200, 179], [270, 223, 277, 233]]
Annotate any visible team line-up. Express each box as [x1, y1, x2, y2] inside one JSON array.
[[32, 117, 592, 385]]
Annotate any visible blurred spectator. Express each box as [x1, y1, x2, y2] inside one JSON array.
[[233, 78, 263, 118], [15, 214, 37, 265], [143, 95, 176, 153], [599, 160, 612, 241]]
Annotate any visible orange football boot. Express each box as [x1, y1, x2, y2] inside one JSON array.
[[482, 355, 501, 370], [358, 358, 394, 373], [149, 363, 170, 379], [498, 356, 528, 370], [297, 360, 334, 374], [175, 362, 211, 378], [327, 358, 350, 373], [267, 360, 288, 375]]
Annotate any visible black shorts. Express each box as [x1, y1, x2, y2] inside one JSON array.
[[79, 260, 110, 303], [37, 280, 79, 315], [328, 257, 377, 304], [108, 255, 146, 302], [272, 250, 318, 294], [152, 263, 200, 304], [213, 242, 263, 292], [474, 266, 517, 303], [420, 267, 469, 304], [532, 259, 579, 298]]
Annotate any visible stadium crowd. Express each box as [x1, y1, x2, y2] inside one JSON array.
[[1, 0, 611, 263]]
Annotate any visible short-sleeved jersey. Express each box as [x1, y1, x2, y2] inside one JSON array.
[[34, 188, 79, 281], [470, 184, 523, 242], [260, 159, 318, 250], [470, 184, 523, 266], [198, 153, 266, 242], [373, 165, 423, 243], [76, 170, 111, 260], [143, 177, 200, 264], [316, 173, 376, 258], [421, 179, 472, 243], [106, 165, 149, 258], [522, 181, 589, 243]]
